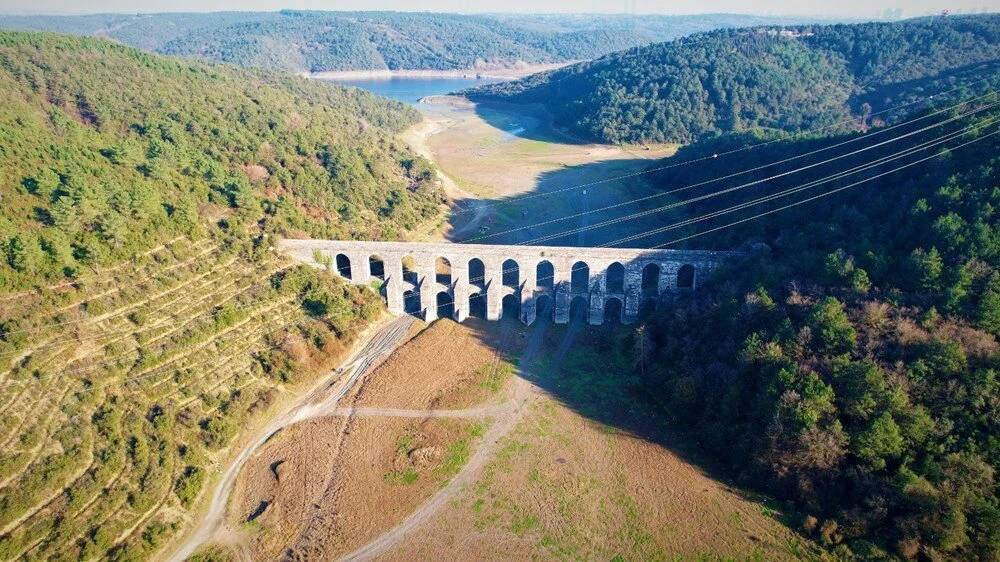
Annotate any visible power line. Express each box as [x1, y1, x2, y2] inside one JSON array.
[[600, 117, 999, 248], [513, 98, 999, 247], [449, 77, 993, 219], [653, 127, 1000, 249], [461, 92, 997, 245], [443, 103, 997, 284]]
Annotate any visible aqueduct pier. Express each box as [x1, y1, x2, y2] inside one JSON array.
[[279, 239, 735, 325]]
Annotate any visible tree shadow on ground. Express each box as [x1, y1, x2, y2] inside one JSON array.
[[444, 156, 688, 248], [469, 100, 586, 145]]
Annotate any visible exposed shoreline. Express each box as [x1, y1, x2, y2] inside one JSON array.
[[306, 62, 573, 81]]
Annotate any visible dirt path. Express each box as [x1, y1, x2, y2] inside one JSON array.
[[167, 316, 417, 562], [338, 313, 572, 561]]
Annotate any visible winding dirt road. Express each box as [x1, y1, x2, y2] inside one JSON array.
[[167, 316, 416, 562]]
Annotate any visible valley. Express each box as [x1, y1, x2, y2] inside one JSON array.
[[0, 9, 998, 562], [403, 96, 681, 247]]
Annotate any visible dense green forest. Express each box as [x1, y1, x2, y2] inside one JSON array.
[[620, 100, 1000, 559], [0, 31, 444, 292], [0, 11, 831, 73], [466, 15, 1000, 144]]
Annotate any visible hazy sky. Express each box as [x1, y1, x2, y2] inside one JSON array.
[[0, 0, 996, 18]]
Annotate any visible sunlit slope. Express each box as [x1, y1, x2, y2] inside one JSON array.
[[0, 31, 442, 292], [0, 31, 443, 560]]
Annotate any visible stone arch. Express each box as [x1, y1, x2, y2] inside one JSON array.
[[436, 291, 454, 320], [369, 255, 385, 280], [402, 255, 418, 285], [641, 263, 660, 296], [335, 253, 352, 279], [606, 262, 625, 293], [536, 260, 555, 289], [403, 289, 421, 316], [569, 295, 589, 323], [501, 294, 520, 320], [677, 264, 695, 289], [502, 259, 519, 289], [468, 291, 487, 319], [603, 297, 623, 325], [436, 257, 452, 285], [534, 294, 554, 323], [570, 261, 589, 293], [469, 258, 486, 288]]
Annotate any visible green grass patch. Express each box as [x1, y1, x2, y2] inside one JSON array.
[[383, 468, 419, 485], [435, 422, 486, 481], [477, 360, 514, 393]]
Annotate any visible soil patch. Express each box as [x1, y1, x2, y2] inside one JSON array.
[[353, 318, 521, 410]]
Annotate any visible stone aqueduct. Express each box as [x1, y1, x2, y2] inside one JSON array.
[[279, 239, 734, 325]]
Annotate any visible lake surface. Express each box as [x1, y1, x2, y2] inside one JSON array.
[[323, 77, 503, 104]]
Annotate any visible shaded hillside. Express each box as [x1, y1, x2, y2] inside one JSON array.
[[466, 15, 1000, 143], [0, 11, 837, 73]]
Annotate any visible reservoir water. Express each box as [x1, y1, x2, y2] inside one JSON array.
[[322, 77, 504, 104]]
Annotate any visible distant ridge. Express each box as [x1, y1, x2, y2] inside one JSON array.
[[0, 11, 849, 73]]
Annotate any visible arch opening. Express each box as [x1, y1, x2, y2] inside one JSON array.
[[436, 291, 454, 320], [606, 262, 625, 293], [468, 291, 487, 319], [502, 259, 520, 289], [603, 297, 623, 325], [335, 254, 352, 280], [402, 256, 418, 285], [501, 294, 520, 321], [677, 264, 695, 289], [469, 258, 486, 288], [569, 295, 589, 324], [536, 260, 554, 289], [403, 289, 421, 317], [641, 263, 660, 296], [435, 257, 452, 286], [369, 255, 385, 280], [571, 262, 590, 294], [534, 294, 553, 323]]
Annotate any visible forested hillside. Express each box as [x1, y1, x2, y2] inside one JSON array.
[[466, 15, 1000, 144], [0, 11, 830, 73], [0, 31, 441, 559], [620, 100, 1000, 559]]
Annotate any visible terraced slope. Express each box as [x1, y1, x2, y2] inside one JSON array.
[[0, 31, 442, 560], [0, 238, 383, 560]]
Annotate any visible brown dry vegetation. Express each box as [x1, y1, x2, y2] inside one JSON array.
[[230, 319, 516, 559], [226, 319, 814, 561]]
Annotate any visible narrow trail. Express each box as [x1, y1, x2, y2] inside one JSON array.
[[167, 315, 416, 562], [339, 310, 580, 561]]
